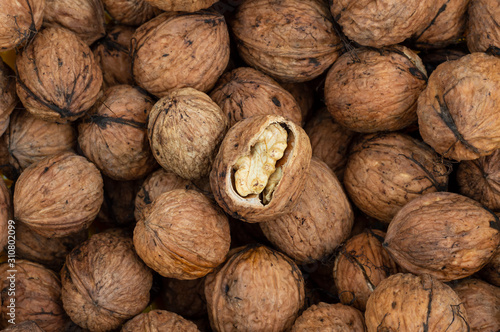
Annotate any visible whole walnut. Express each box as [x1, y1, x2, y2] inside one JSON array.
[[384, 192, 500, 281], [467, 0, 500, 53], [325, 46, 427, 133], [143, 0, 217, 12], [365, 273, 469, 332], [101, 0, 161, 26], [148, 88, 228, 180], [61, 230, 153, 331], [13, 152, 104, 238], [1, 321, 44, 331], [98, 176, 143, 226], [79, 85, 157, 181], [162, 278, 207, 319], [0, 0, 45, 51], [210, 115, 312, 223], [122, 310, 199, 332], [16, 27, 103, 123], [131, 11, 230, 97], [290, 302, 366, 332], [343, 133, 449, 223], [480, 247, 500, 287], [231, 0, 341, 82], [417, 52, 500, 161], [205, 245, 305, 332], [0, 58, 17, 136], [0, 179, 11, 250]]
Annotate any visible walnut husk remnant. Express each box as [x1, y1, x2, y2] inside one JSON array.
[[0, 58, 17, 136], [101, 0, 161, 26], [467, 0, 500, 54], [143, 0, 218, 12], [0, 0, 45, 51], [290, 302, 366, 332], [0, 179, 11, 250], [122, 310, 199, 332]]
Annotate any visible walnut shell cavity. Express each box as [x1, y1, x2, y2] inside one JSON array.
[[231, 0, 342, 83], [148, 88, 228, 181], [79, 85, 157, 181], [102, 0, 161, 26], [205, 245, 305, 332], [260, 158, 354, 263], [0, 58, 17, 136], [417, 52, 500, 161], [365, 273, 469, 332], [13, 152, 104, 238], [290, 302, 366, 332], [0, 260, 68, 331], [210, 115, 312, 223], [133, 189, 231, 279], [384, 192, 500, 282], [143, 0, 218, 12], [16, 27, 103, 123], [325, 46, 427, 133], [162, 277, 207, 319], [1, 321, 44, 332], [122, 310, 199, 332], [0, 179, 12, 250], [131, 11, 230, 97], [98, 176, 143, 226], [61, 230, 153, 332], [343, 132, 449, 223], [467, 0, 500, 54], [0, 0, 45, 51]]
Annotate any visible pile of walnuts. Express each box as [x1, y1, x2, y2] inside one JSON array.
[[0, 0, 499, 331]]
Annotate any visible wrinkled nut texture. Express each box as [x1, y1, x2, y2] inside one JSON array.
[[61, 231, 153, 332], [143, 0, 217, 12], [0, 138, 16, 181], [162, 278, 207, 319], [365, 273, 469, 332], [205, 245, 305, 332], [122, 310, 200, 332], [102, 0, 161, 26], [16, 27, 103, 123], [384, 192, 500, 281], [210, 115, 311, 223], [290, 302, 366, 332], [480, 248, 500, 287], [0, 179, 11, 250], [0, 0, 45, 51], [343, 132, 449, 223], [132, 11, 230, 97], [0, 58, 17, 136], [467, 0, 500, 53], [133, 189, 230, 279], [325, 46, 427, 133], [13, 152, 104, 238], [148, 88, 228, 180], [231, 0, 342, 82], [417, 52, 500, 161], [1, 321, 44, 332], [280, 81, 314, 123]]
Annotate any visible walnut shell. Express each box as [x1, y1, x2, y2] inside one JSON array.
[[16, 27, 103, 123], [210, 115, 311, 223], [102, 0, 161, 26], [231, 0, 341, 82], [61, 230, 153, 331], [0, 137, 17, 181], [417, 52, 500, 161], [480, 248, 500, 287], [365, 273, 469, 332], [122, 310, 199, 332], [78, 85, 157, 181], [148, 88, 228, 180], [290, 302, 366, 332], [467, 0, 500, 53], [1, 321, 44, 331], [162, 278, 207, 319], [205, 245, 305, 332], [280, 81, 315, 124], [0, 58, 17, 136], [13, 151, 104, 238], [143, 0, 217, 12], [343, 132, 449, 223], [325, 46, 427, 133], [131, 11, 230, 97], [0, 0, 45, 51], [0, 179, 11, 250], [98, 176, 143, 226], [384, 192, 500, 281], [133, 189, 231, 279]]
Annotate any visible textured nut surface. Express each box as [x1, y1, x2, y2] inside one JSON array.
[[480, 248, 500, 287], [280, 81, 314, 122], [0, 179, 11, 250], [143, 0, 217, 12], [467, 0, 500, 53], [290, 302, 366, 332], [0, 58, 17, 136], [1, 321, 45, 331], [122, 310, 200, 332], [0, 0, 45, 51], [102, 0, 161, 26]]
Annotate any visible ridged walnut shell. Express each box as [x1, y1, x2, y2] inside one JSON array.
[[0, 179, 11, 250], [13, 152, 104, 238], [16, 27, 103, 123], [280, 82, 315, 123], [205, 245, 305, 332], [61, 230, 153, 332], [325, 46, 427, 133], [480, 247, 500, 287], [231, 0, 341, 82], [131, 11, 230, 97], [162, 278, 207, 319], [0, 58, 17, 136], [122, 310, 199, 332], [467, 0, 500, 54], [102, 0, 161, 26], [417, 52, 500, 161], [290, 302, 366, 332], [143, 0, 217, 12], [0, 0, 45, 51], [384, 192, 500, 281], [365, 273, 469, 332], [210, 115, 311, 223], [1, 321, 44, 331], [343, 133, 449, 223], [133, 189, 231, 279]]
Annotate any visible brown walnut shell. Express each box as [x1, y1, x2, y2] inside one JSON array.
[[0, 0, 45, 51], [1, 321, 45, 331], [162, 277, 207, 319], [98, 176, 143, 226], [0, 58, 17, 136], [480, 247, 500, 287], [131, 11, 230, 97], [61, 230, 153, 332], [0, 179, 11, 250], [365, 273, 469, 332], [325, 46, 427, 133], [143, 0, 218, 12], [280, 82, 315, 123], [417, 52, 500, 161], [467, 0, 500, 54], [102, 0, 161, 26], [231, 0, 341, 83], [13, 151, 104, 238], [0, 138, 17, 181], [122, 310, 199, 332], [384, 192, 500, 281], [16, 27, 103, 123], [290, 302, 366, 332]]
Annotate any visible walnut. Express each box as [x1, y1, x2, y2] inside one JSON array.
[[290, 302, 366, 332], [0, 137, 17, 182], [131, 11, 230, 97], [279, 81, 315, 124], [210, 115, 311, 223], [0, 58, 17, 136], [133, 189, 231, 279], [98, 176, 143, 226], [13, 151, 104, 238], [122, 310, 199, 332], [204, 245, 305, 332], [325, 46, 427, 133], [365, 273, 469, 331], [16, 27, 103, 123], [61, 230, 153, 331], [417, 52, 500, 161], [1, 321, 44, 331], [0, 0, 45, 51], [467, 0, 500, 54], [0, 179, 11, 250], [343, 132, 449, 223], [480, 248, 500, 287], [384, 192, 500, 281], [78, 85, 157, 181], [231, 0, 342, 82], [143, 0, 217, 12], [210, 67, 302, 127], [162, 278, 207, 319], [102, 0, 161, 26], [148, 88, 228, 181]]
